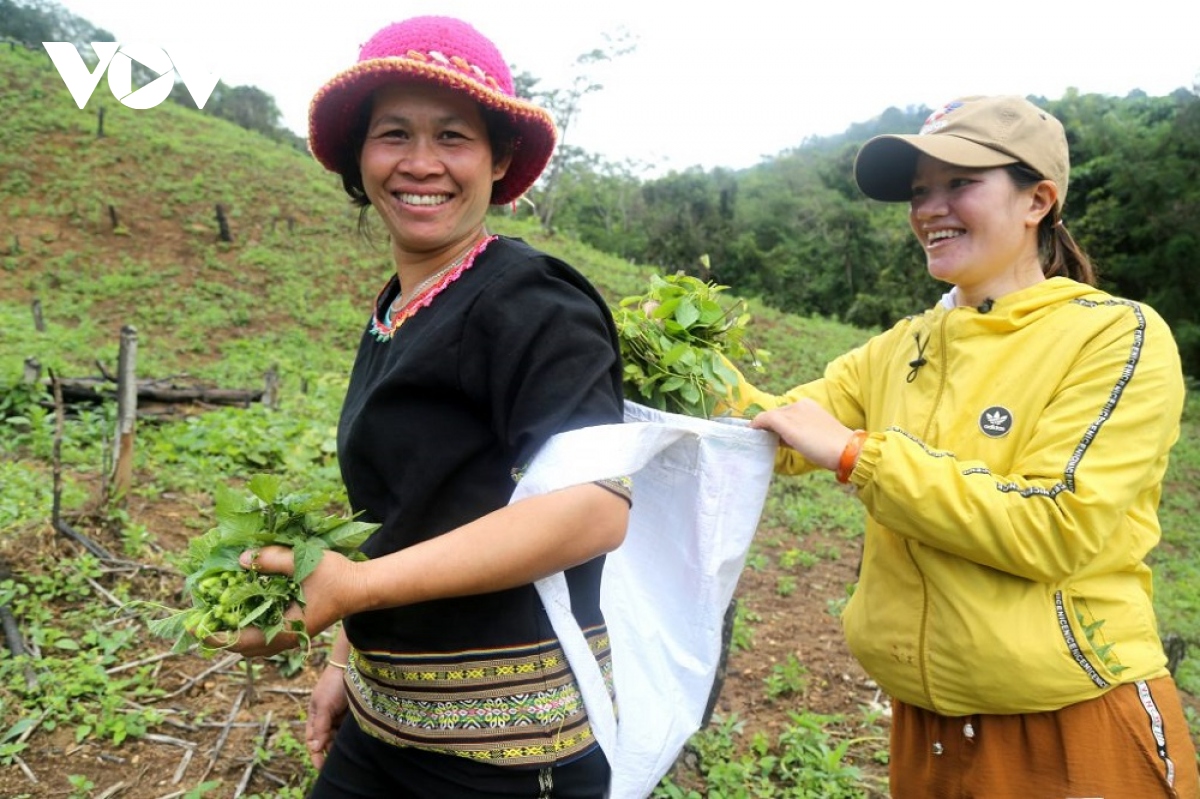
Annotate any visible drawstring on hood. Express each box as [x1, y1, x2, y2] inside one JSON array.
[[907, 332, 929, 383]]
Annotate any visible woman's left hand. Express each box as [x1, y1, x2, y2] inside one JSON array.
[[750, 398, 855, 472], [211, 546, 361, 658]]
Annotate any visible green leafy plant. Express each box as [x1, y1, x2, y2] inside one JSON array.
[[143, 474, 377, 653], [614, 273, 764, 418], [764, 654, 809, 701]]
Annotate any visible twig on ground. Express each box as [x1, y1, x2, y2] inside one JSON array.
[[261, 686, 312, 697], [233, 710, 272, 797], [172, 747, 194, 785], [95, 781, 130, 799], [107, 650, 177, 675], [243, 657, 257, 705], [13, 754, 37, 783], [158, 652, 241, 700], [0, 601, 39, 690], [144, 733, 198, 748], [84, 574, 125, 609], [256, 770, 287, 787], [199, 687, 247, 781]]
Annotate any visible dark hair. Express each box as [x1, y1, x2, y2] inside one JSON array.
[[1005, 164, 1097, 286], [335, 88, 518, 237]]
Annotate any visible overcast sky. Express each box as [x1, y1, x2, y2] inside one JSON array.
[[56, 0, 1200, 175]]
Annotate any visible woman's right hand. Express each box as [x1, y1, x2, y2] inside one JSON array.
[[209, 546, 363, 658], [750, 398, 855, 472], [306, 662, 350, 769]]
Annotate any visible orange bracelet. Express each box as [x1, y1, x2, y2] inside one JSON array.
[[836, 430, 868, 484]]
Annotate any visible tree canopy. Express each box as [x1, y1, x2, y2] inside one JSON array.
[[524, 90, 1200, 376]]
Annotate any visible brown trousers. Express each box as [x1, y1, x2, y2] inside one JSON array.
[[889, 677, 1200, 798]]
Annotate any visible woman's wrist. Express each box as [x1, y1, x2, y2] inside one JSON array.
[[836, 430, 869, 484]]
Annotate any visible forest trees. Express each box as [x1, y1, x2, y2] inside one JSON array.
[[519, 30, 637, 231], [533, 85, 1200, 376]]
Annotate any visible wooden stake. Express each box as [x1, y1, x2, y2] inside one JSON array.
[[215, 203, 233, 242], [263, 364, 279, 410], [22, 357, 40, 386], [110, 325, 138, 505]]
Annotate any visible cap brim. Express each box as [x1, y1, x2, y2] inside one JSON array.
[[308, 58, 557, 205], [853, 134, 1019, 202]]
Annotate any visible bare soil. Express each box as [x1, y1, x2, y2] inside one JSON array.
[[0, 488, 885, 798]]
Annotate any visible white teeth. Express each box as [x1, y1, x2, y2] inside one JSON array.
[[397, 193, 450, 206], [927, 229, 963, 245]]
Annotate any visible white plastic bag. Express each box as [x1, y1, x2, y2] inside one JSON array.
[[514, 402, 777, 798]]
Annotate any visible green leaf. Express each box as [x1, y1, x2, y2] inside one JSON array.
[[292, 540, 326, 584], [675, 298, 700, 329], [247, 473, 282, 504], [213, 482, 257, 518], [239, 597, 280, 628], [2, 717, 40, 744], [320, 520, 378, 552], [660, 342, 691, 368]]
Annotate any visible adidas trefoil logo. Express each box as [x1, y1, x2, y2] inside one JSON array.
[[979, 406, 1013, 438]]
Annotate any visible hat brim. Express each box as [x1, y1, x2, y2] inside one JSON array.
[[308, 57, 557, 206], [853, 134, 1019, 202]]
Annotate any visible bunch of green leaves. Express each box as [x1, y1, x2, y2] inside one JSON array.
[[614, 273, 765, 418], [146, 474, 377, 654]]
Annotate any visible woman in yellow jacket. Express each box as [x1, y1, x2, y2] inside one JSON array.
[[740, 95, 1198, 798]]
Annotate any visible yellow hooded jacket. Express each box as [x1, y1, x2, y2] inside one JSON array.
[[733, 277, 1185, 715]]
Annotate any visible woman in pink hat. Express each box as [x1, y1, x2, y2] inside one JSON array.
[[728, 96, 1198, 797], [223, 16, 629, 797]]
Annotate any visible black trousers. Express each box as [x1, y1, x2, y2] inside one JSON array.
[[309, 714, 611, 798]]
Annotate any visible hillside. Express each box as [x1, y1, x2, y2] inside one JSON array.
[[2, 42, 1198, 799]]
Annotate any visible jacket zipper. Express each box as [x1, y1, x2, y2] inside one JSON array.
[[907, 311, 951, 710]]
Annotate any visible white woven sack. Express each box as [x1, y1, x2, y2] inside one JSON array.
[[515, 402, 777, 798]]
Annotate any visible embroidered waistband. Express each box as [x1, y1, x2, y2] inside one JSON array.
[[345, 625, 613, 766]]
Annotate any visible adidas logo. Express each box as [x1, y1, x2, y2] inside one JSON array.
[[979, 406, 1012, 438]]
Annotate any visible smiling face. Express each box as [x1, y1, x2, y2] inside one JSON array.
[[358, 82, 511, 265], [908, 154, 1056, 307]]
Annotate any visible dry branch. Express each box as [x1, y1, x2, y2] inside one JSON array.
[[0, 561, 39, 690], [106, 650, 177, 675], [233, 711, 272, 797], [50, 376, 263, 407], [95, 780, 129, 799], [53, 519, 115, 561], [158, 652, 241, 700], [200, 687, 247, 781], [172, 747, 194, 785], [13, 754, 37, 784]]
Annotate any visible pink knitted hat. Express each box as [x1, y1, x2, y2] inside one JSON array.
[[308, 16, 557, 205]]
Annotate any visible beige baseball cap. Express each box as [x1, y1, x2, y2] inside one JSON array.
[[853, 95, 1070, 211]]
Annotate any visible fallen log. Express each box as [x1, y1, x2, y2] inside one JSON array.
[[45, 376, 263, 407]]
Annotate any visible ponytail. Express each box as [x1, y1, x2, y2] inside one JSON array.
[[1040, 214, 1097, 286], [1007, 164, 1098, 286]]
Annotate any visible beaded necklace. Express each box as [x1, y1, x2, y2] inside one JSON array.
[[370, 234, 497, 342]]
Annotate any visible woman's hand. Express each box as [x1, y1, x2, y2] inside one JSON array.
[[750, 398, 856, 472], [211, 546, 362, 657], [306, 662, 350, 769]]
